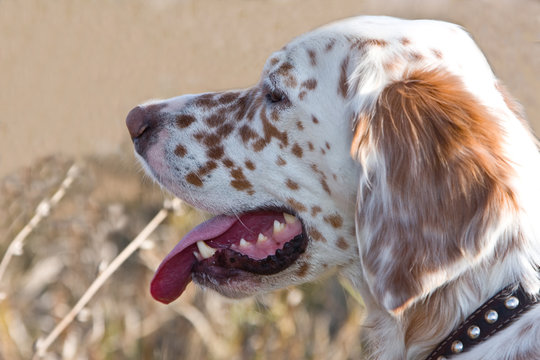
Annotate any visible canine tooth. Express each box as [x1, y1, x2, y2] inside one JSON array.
[[283, 213, 297, 224], [196, 241, 217, 259], [239, 238, 251, 248], [257, 233, 268, 244], [193, 251, 203, 261], [273, 220, 285, 234]]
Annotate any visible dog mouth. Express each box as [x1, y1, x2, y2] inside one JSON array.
[[150, 210, 307, 304]]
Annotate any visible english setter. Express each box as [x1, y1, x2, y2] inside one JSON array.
[[126, 16, 540, 359]]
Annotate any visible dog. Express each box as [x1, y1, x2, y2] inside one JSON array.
[[126, 16, 540, 359]]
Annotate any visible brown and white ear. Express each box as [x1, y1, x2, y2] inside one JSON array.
[[351, 69, 517, 314]]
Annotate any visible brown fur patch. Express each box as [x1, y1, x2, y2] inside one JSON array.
[[176, 114, 196, 128], [309, 229, 326, 242], [338, 56, 350, 98], [287, 198, 307, 212], [286, 179, 299, 190], [205, 114, 222, 128], [277, 62, 294, 76], [222, 158, 234, 168], [311, 206, 322, 216], [400, 37, 411, 46], [353, 69, 517, 312], [206, 145, 224, 160], [296, 121, 304, 131], [323, 214, 343, 228], [185, 172, 203, 187], [298, 91, 307, 100], [336, 237, 349, 250], [276, 156, 287, 166], [307, 142, 314, 151], [301, 78, 317, 90], [174, 144, 187, 157], [325, 38, 336, 52], [307, 49, 317, 66], [431, 49, 443, 59], [296, 262, 310, 277], [197, 161, 217, 176], [291, 143, 303, 158], [312, 115, 319, 124], [230, 167, 252, 191], [245, 160, 256, 171]]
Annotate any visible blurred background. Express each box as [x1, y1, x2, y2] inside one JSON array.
[[0, 0, 538, 359]]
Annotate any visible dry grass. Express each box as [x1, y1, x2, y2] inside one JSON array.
[[0, 154, 365, 359]]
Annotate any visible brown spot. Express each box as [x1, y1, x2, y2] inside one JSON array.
[[245, 160, 256, 170], [339, 56, 350, 98], [197, 161, 217, 176], [307, 49, 317, 66], [336, 237, 349, 250], [193, 131, 205, 142], [301, 78, 317, 90], [298, 91, 307, 100], [222, 158, 234, 168], [320, 148, 326, 155], [174, 144, 187, 157], [311, 206, 322, 216], [276, 156, 287, 166], [307, 142, 314, 151], [185, 172, 203, 187], [253, 138, 267, 152], [312, 116, 319, 124], [194, 94, 217, 108], [400, 37, 411, 46], [239, 125, 258, 143], [270, 57, 280, 66], [291, 143, 303, 158], [368, 39, 387, 47], [320, 179, 331, 195], [432, 49, 443, 59], [323, 214, 343, 229], [230, 167, 252, 191], [217, 123, 234, 137], [287, 198, 306, 212], [332, 174, 337, 181], [309, 229, 326, 242], [325, 38, 336, 52], [203, 133, 221, 148], [325, 142, 331, 150], [271, 109, 280, 122], [296, 121, 304, 131], [207, 145, 224, 159], [277, 62, 294, 76], [286, 179, 299, 190], [218, 92, 239, 104], [296, 262, 309, 277], [205, 114, 222, 128], [176, 114, 196, 128], [247, 92, 264, 121], [285, 75, 297, 88], [409, 52, 424, 61], [260, 107, 289, 147]]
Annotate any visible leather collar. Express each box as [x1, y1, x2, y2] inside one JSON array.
[[426, 283, 539, 359]]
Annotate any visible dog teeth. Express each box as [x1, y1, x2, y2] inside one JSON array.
[[196, 241, 217, 259], [273, 220, 285, 234], [257, 233, 268, 244], [283, 213, 297, 224], [193, 251, 203, 261], [239, 238, 251, 248]]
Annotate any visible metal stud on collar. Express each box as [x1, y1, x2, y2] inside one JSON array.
[[484, 309, 498, 324], [467, 325, 481, 339], [450, 340, 464, 353], [504, 296, 519, 309]]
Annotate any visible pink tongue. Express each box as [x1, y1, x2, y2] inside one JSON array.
[[150, 215, 238, 304]]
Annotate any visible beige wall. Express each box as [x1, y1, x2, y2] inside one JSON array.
[[1, 0, 539, 177]]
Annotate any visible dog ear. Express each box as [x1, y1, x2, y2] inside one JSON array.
[[351, 69, 516, 314]]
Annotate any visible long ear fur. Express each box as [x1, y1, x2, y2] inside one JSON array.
[[352, 69, 517, 314]]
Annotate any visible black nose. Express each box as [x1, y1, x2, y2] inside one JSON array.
[[125, 105, 162, 155]]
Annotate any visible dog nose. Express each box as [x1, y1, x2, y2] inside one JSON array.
[[126, 106, 149, 140]]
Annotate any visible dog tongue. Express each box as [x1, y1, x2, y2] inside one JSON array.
[[150, 215, 238, 304]]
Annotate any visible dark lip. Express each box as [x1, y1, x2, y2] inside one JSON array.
[[191, 206, 309, 286]]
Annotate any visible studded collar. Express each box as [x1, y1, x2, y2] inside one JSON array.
[[425, 283, 539, 360]]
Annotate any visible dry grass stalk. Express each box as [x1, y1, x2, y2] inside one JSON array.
[[0, 164, 80, 285], [33, 198, 182, 359]]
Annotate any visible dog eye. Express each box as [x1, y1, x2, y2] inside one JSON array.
[[266, 89, 285, 103]]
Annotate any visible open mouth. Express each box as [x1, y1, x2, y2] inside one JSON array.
[[150, 210, 307, 304]]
